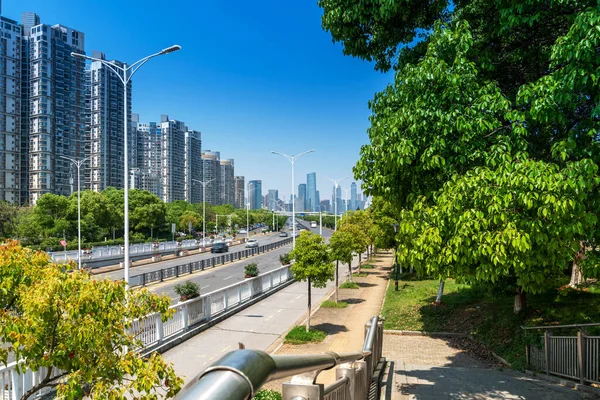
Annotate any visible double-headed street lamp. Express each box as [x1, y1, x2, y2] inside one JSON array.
[[192, 178, 216, 245], [326, 176, 349, 231], [71, 45, 181, 286], [60, 155, 91, 270], [271, 149, 315, 248]]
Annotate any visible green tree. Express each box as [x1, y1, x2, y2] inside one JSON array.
[[0, 241, 183, 399], [290, 231, 334, 331], [179, 211, 201, 233], [0, 201, 18, 238], [328, 230, 354, 302], [339, 219, 370, 274]]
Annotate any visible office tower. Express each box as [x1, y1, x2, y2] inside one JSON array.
[[219, 159, 234, 205], [262, 194, 268, 208], [248, 180, 262, 210], [135, 116, 161, 197], [201, 150, 220, 205], [234, 176, 245, 208], [306, 172, 317, 211], [267, 189, 278, 211], [320, 199, 330, 213], [86, 51, 131, 191], [331, 185, 343, 215], [350, 182, 357, 211], [160, 115, 187, 202], [185, 130, 202, 203], [28, 22, 86, 204], [298, 183, 306, 211], [316, 190, 320, 211], [0, 15, 22, 204]]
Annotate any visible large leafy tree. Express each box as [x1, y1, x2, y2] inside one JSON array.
[[328, 230, 355, 302], [0, 242, 182, 399], [290, 231, 334, 332]]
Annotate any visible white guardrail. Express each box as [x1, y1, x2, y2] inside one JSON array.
[[0, 264, 294, 399]]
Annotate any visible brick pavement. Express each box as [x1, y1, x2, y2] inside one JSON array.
[[262, 250, 393, 391]]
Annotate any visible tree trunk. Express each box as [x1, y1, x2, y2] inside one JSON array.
[[335, 260, 339, 303], [306, 278, 311, 332], [514, 287, 527, 314], [435, 279, 445, 304], [150, 227, 153, 239], [569, 242, 585, 288], [358, 253, 362, 273], [348, 260, 352, 282]]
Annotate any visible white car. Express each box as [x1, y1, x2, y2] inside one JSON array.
[[238, 229, 247, 234], [245, 239, 259, 248]]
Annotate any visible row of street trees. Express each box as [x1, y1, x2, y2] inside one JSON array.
[[0, 189, 285, 250], [318, 0, 600, 312]]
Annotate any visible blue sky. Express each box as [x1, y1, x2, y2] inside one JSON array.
[[8, 0, 393, 202]]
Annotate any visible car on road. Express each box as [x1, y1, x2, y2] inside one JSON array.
[[245, 239, 259, 248], [211, 242, 229, 253], [279, 232, 288, 237], [238, 229, 247, 234]]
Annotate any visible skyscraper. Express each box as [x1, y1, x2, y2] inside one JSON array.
[[219, 159, 234, 205], [298, 183, 306, 211], [267, 189, 278, 211], [86, 51, 132, 191], [201, 150, 220, 205], [350, 182, 357, 211], [234, 176, 245, 208], [248, 180, 262, 210], [306, 172, 317, 211], [134, 116, 161, 197], [184, 130, 202, 203], [160, 115, 187, 202], [28, 22, 86, 204]]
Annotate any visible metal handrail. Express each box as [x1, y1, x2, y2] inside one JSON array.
[[521, 322, 600, 330], [176, 316, 381, 400]]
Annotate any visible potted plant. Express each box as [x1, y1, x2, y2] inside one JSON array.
[[279, 253, 292, 266], [244, 263, 260, 278], [174, 280, 200, 302]]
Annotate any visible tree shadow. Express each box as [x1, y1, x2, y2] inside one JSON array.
[[343, 298, 365, 305], [357, 282, 377, 288], [312, 322, 348, 335]]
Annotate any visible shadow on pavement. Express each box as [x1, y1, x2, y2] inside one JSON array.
[[312, 322, 348, 335]]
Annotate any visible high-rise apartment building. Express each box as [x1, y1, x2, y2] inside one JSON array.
[[267, 189, 278, 211], [234, 176, 244, 209], [219, 159, 234, 205], [248, 180, 262, 210], [201, 150, 220, 205], [86, 51, 131, 191], [350, 182, 357, 211], [185, 130, 202, 203], [134, 116, 161, 197], [28, 22, 86, 204], [297, 183, 306, 211], [306, 172, 317, 212], [160, 115, 187, 202]]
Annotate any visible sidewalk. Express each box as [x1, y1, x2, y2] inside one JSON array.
[[261, 250, 393, 390]]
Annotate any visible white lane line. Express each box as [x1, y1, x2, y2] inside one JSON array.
[[295, 295, 302, 300], [201, 285, 210, 290], [265, 315, 274, 322], [223, 276, 233, 281], [277, 309, 283, 313]]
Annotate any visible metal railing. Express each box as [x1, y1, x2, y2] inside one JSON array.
[[523, 323, 600, 385], [128, 237, 293, 288], [175, 316, 386, 400]]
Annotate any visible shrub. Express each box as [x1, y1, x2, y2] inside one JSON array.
[[285, 326, 327, 344], [279, 252, 292, 265], [321, 300, 348, 308], [244, 263, 260, 277], [361, 264, 374, 269], [340, 281, 360, 289], [254, 389, 282, 400], [352, 272, 368, 278], [174, 280, 200, 301]]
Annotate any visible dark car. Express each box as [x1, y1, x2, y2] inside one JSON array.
[[279, 232, 288, 237], [211, 242, 228, 253]]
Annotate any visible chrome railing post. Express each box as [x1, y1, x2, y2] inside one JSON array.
[[182, 303, 189, 331], [282, 380, 324, 400], [156, 314, 164, 345]]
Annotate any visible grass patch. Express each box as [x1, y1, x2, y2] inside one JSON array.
[[321, 300, 348, 308], [285, 326, 327, 344], [361, 264, 375, 269], [340, 281, 360, 289], [352, 272, 368, 278], [382, 274, 600, 370]]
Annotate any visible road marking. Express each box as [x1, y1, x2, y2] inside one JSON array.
[[221, 346, 231, 353], [223, 276, 233, 281], [265, 315, 274, 321], [277, 309, 283, 313], [296, 295, 302, 300], [201, 285, 210, 290]]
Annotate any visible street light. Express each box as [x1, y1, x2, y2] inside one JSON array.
[[71, 44, 181, 286], [271, 149, 315, 248], [392, 223, 399, 291], [245, 185, 259, 242], [342, 187, 351, 215], [326, 176, 349, 231], [60, 155, 91, 270], [192, 178, 216, 245]]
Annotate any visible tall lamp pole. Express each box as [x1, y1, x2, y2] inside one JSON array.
[[192, 178, 216, 245], [271, 149, 315, 248], [60, 155, 91, 270], [72, 44, 181, 286], [342, 187, 351, 215], [326, 177, 348, 231]]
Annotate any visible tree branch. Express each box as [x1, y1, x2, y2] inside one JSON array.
[[483, 124, 512, 138]]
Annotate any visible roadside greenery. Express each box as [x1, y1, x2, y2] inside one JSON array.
[[254, 389, 283, 400], [174, 280, 201, 301], [321, 300, 348, 308], [244, 263, 260, 278], [340, 281, 359, 289], [285, 326, 327, 344]]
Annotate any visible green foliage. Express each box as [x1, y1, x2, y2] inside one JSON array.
[[361, 264, 375, 269], [244, 263, 260, 277], [352, 272, 368, 278], [279, 252, 292, 265], [290, 231, 334, 288], [340, 281, 360, 289], [253, 389, 283, 400], [321, 300, 348, 308], [284, 326, 327, 344], [174, 280, 201, 301], [0, 241, 182, 399], [329, 230, 354, 266]]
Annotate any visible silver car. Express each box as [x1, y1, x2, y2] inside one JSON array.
[[245, 239, 258, 248]]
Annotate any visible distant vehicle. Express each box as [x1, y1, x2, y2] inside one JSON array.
[[279, 232, 288, 237], [310, 221, 317, 228], [245, 239, 259, 248], [211, 242, 229, 253], [238, 229, 247, 234]]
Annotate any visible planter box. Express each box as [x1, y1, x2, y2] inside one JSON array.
[[152, 255, 162, 262]]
